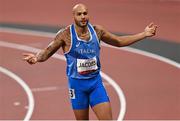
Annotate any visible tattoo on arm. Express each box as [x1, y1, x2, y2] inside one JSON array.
[[94, 25, 121, 46], [96, 25, 147, 47], [36, 29, 65, 62]]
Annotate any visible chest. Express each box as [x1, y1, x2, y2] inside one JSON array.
[[77, 33, 90, 41]]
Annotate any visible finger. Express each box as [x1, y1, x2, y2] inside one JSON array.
[[152, 24, 157, 28], [151, 29, 156, 35], [152, 26, 157, 32], [22, 53, 35, 61], [154, 25, 158, 29], [27, 60, 34, 64], [28, 58, 37, 64], [23, 56, 33, 61], [22, 53, 34, 56], [148, 22, 154, 28], [154, 25, 158, 28], [151, 27, 156, 32]]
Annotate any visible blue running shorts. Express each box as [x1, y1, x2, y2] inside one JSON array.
[[68, 74, 110, 110]]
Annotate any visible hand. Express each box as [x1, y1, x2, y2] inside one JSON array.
[[144, 22, 157, 37], [22, 53, 38, 64]]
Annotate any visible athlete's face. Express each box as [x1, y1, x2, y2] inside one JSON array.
[[73, 5, 89, 27]]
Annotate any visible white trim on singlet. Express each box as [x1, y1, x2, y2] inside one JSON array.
[[64, 25, 73, 55], [56, 28, 65, 36], [74, 24, 92, 42], [88, 23, 100, 45]]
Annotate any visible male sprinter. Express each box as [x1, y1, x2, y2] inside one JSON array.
[[23, 3, 157, 120]]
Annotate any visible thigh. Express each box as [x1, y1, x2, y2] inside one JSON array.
[[69, 88, 90, 119], [69, 88, 89, 110], [92, 102, 112, 120], [89, 79, 112, 120], [89, 81, 110, 107], [73, 108, 89, 120], [68, 77, 90, 110]]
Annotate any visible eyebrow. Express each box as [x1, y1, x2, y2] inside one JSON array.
[[76, 11, 87, 14]]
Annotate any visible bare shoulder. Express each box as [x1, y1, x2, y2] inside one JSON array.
[[93, 24, 106, 32], [93, 24, 104, 30], [55, 25, 72, 52], [93, 24, 106, 40], [56, 26, 71, 39], [54, 26, 71, 45]]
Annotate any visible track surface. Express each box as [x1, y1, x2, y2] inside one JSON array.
[[0, 0, 179, 120]]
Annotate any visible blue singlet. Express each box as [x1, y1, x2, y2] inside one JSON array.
[[64, 23, 109, 109]]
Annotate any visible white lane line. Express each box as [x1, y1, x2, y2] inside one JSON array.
[[0, 27, 179, 69], [0, 41, 126, 121], [0, 66, 34, 121], [0, 27, 55, 38], [31, 86, 60, 92]]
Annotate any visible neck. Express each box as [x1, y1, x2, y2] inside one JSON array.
[[74, 24, 88, 34]]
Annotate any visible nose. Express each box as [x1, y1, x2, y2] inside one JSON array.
[[81, 14, 85, 18]]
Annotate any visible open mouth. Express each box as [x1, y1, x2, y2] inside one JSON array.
[[81, 19, 87, 23], [81, 21, 87, 23]]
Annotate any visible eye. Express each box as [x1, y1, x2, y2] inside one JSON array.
[[77, 13, 81, 16], [83, 12, 87, 15]]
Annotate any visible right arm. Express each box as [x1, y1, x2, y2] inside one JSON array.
[[23, 29, 65, 64]]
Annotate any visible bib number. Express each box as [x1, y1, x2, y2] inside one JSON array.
[[69, 89, 75, 99], [77, 57, 98, 75]]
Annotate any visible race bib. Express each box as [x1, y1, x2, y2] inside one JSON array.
[[77, 57, 98, 75]]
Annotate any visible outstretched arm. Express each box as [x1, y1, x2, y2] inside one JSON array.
[[23, 30, 65, 64], [97, 23, 157, 47]]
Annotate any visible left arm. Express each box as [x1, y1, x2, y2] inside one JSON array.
[[96, 23, 157, 47]]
